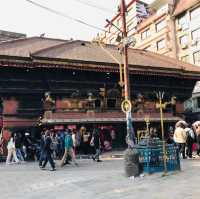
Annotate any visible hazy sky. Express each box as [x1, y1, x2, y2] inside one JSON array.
[[1, 0, 153, 40]]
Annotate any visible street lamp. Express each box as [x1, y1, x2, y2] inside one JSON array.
[[120, 0, 135, 148], [99, 0, 137, 148]]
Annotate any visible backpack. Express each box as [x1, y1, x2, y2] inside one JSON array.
[[187, 129, 196, 142], [50, 142, 55, 151]]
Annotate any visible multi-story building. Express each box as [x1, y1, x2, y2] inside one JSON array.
[[0, 30, 26, 42], [100, 0, 178, 58], [132, 0, 177, 58], [174, 0, 200, 65], [100, 0, 200, 62], [100, 0, 149, 45]]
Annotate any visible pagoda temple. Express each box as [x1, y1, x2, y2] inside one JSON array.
[[0, 37, 199, 145]]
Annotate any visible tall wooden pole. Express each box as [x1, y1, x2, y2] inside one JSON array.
[[121, 0, 130, 100], [120, 0, 135, 147], [158, 92, 167, 175]]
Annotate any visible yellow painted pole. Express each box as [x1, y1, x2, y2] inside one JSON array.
[[144, 115, 150, 136], [119, 63, 123, 87], [159, 95, 167, 175], [94, 40, 124, 87]]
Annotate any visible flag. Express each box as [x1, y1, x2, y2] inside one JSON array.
[[136, 3, 149, 18]]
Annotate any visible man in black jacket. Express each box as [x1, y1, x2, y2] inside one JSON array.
[[92, 128, 102, 162], [39, 131, 46, 167], [41, 130, 55, 171]]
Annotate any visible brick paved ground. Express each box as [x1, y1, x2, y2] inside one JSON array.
[[0, 158, 200, 199]]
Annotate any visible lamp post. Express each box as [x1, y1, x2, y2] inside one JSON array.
[[156, 91, 167, 175], [99, 0, 135, 147], [120, 0, 135, 148]]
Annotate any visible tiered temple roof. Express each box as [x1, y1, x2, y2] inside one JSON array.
[[0, 37, 199, 79]]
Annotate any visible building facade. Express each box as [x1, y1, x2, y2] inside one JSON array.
[[100, 0, 177, 58], [0, 37, 199, 145], [174, 0, 200, 66], [100, 0, 149, 45], [100, 0, 200, 64], [131, 1, 177, 58]]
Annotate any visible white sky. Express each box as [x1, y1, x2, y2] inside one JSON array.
[[0, 0, 153, 40]]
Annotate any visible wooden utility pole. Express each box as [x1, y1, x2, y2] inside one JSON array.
[[121, 0, 130, 100], [120, 0, 135, 147]]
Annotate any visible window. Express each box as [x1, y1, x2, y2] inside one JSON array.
[[126, 8, 131, 16], [179, 35, 188, 45], [191, 6, 200, 20], [178, 14, 187, 26], [156, 20, 166, 32], [193, 51, 200, 65], [127, 24, 132, 32], [192, 28, 200, 41], [141, 28, 150, 40], [116, 19, 120, 27], [181, 55, 189, 63], [157, 39, 165, 50], [178, 14, 189, 30]]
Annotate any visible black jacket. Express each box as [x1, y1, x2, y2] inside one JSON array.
[[44, 136, 52, 153], [40, 135, 46, 151], [93, 129, 100, 149]]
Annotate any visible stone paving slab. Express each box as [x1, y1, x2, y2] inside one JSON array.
[[0, 159, 200, 199]]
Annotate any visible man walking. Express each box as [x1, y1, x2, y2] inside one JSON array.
[[185, 127, 195, 158], [39, 130, 46, 167], [92, 127, 102, 162], [41, 130, 56, 171], [60, 129, 78, 167]]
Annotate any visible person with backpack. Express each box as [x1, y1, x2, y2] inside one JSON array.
[[60, 129, 78, 167], [40, 130, 56, 171], [185, 127, 195, 158], [173, 123, 187, 159]]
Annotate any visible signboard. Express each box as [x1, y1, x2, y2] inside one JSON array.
[[121, 100, 132, 113], [54, 125, 64, 130], [68, 125, 76, 130]]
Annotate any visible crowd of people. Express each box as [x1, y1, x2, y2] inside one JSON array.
[[173, 121, 200, 159], [6, 132, 40, 164], [5, 126, 106, 170], [136, 121, 200, 160], [4, 120, 200, 170]]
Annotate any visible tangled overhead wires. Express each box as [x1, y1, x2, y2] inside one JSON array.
[[73, 0, 113, 14], [25, 0, 107, 32]]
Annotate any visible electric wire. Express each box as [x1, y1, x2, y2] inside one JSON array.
[[90, 39, 124, 86], [73, 0, 113, 14], [25, 0, 107, 32]]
